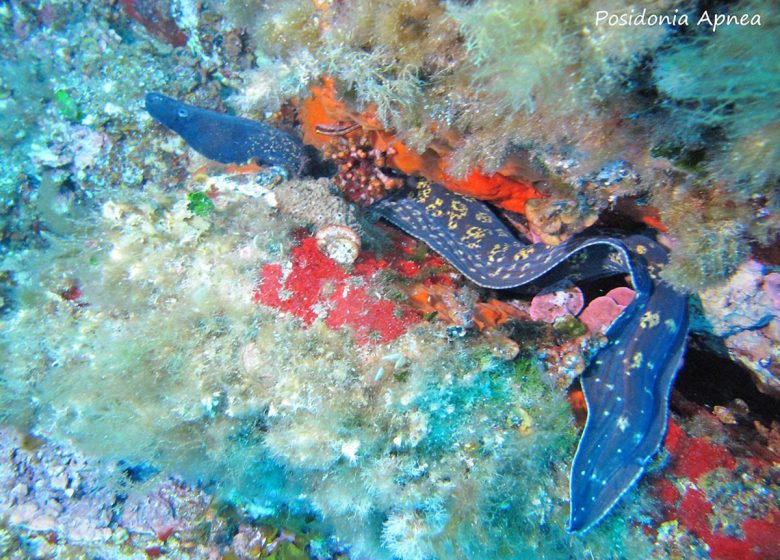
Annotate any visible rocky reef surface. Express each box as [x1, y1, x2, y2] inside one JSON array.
[[0, 1, 777, 559]]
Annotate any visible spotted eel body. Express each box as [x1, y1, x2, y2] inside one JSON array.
[[373, 179, 689, 533], [145, 95, 690, 534]]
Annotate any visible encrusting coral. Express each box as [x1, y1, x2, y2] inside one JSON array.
[[321, 130, 404, 206]]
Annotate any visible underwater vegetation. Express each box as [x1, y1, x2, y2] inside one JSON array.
[[652, 0, 780, 288], [213, 0, 777, 291], [1, 178, 659, 558], [1, 0, 779, 558], [655, 0, 780, 194]]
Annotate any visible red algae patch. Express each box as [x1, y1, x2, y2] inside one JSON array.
[[253, 236, 425, 345], [664, 420, 736, 482], [649, 417, 780, 560]]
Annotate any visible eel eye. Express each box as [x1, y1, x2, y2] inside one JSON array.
[[177, 108, 189, 118]]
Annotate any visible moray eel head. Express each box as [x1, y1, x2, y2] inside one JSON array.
[[145, 92, 306, 173], [145, 92, 194, 131]]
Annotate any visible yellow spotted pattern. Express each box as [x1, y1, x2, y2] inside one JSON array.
[[639, 311, 660, 329]]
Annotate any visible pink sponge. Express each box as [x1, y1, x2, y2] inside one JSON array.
[[578, 287, 635, 334], [529, 286, 585, 323]]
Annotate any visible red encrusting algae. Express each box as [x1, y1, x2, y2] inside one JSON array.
[[651, 418, 780, 560], [664, 420, 736, 482], [119, 0, 187, 47], [253, 236, 447, 345]]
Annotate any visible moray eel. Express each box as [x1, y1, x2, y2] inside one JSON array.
[[145, 93, 305, 173], [373, 179, 689, 533], [145, 96, 690, 533]]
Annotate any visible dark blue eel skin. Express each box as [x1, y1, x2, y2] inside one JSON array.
[[146, 95, 690, 534], [145, 93, 306, 173]]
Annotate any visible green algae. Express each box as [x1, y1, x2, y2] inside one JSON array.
[[54, 89, 82, 123], [553, 315, 588, 340], [651, 0, 780, 288], [650, 142, 708, 174], [187, 191, 216, 216]]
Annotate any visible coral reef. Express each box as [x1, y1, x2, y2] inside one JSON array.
[[1, 1, 779, 559], [215, 0, 777, 292]]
